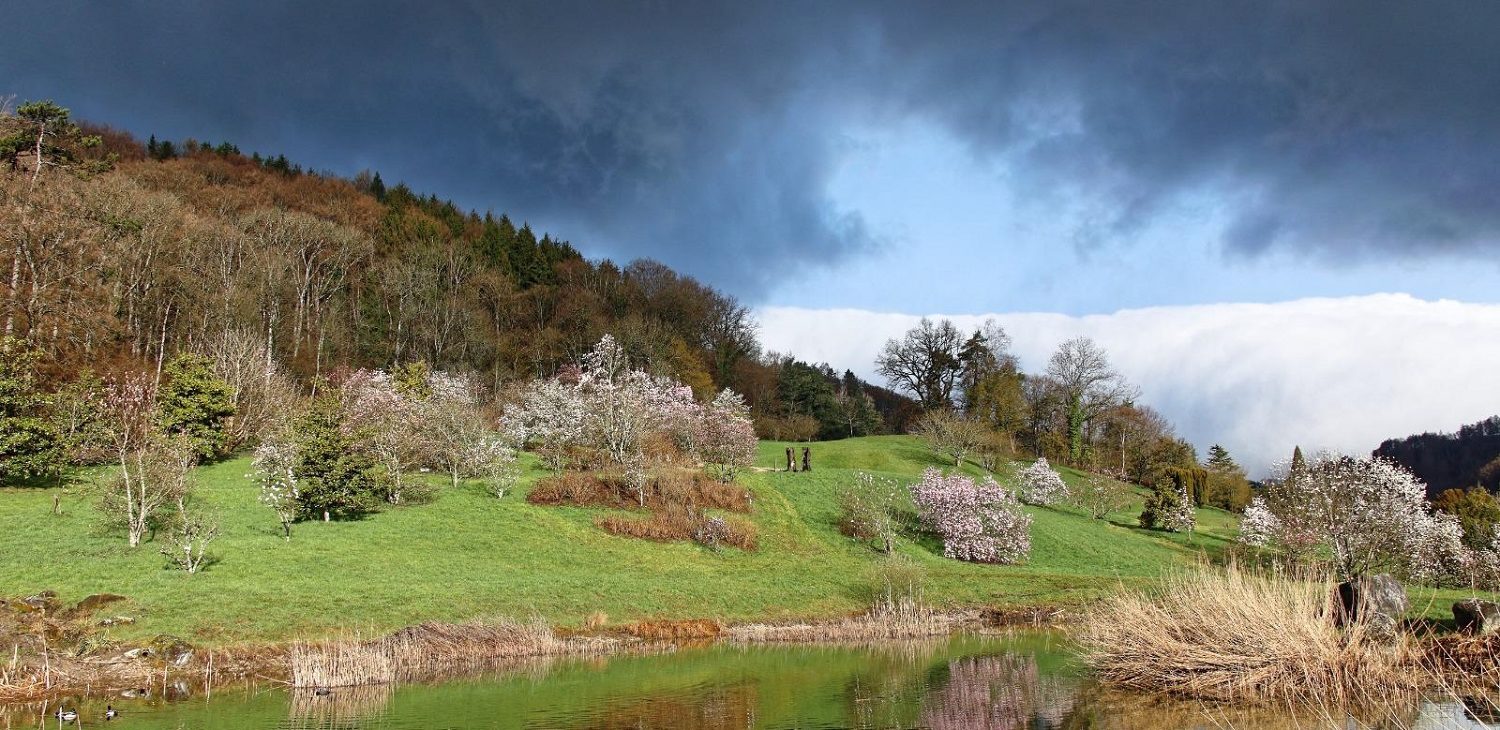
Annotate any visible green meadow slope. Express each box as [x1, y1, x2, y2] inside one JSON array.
[[0, 436, 1241, 644]]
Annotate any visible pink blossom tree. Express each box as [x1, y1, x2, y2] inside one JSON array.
[[910, 468, 1032, 564]]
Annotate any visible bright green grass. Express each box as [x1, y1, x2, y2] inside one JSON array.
[[0, 435, 1361, 645]]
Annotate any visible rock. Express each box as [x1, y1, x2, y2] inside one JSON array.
[[151, 635, 195, 666], [22, 591, 59, 613], [1335, 574, 1408, 636], [1454, 599, 1500, 635]]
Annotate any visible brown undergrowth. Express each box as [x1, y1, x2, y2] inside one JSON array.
[[530, 470, 757, 550]]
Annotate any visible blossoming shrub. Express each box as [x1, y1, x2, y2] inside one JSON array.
[[1017, 458, 1068, 506], [909, 468, 1032, 564]]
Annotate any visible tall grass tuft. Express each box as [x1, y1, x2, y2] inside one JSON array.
[[1077, 564, 1423, 705]]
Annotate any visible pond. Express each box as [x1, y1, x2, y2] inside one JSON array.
[[2, 632, 1495, 729]]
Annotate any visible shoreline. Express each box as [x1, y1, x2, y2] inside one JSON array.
[[0, 603, 1065, 704]]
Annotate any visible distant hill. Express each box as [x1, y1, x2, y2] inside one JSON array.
[[1374, 416, 1500, 496]]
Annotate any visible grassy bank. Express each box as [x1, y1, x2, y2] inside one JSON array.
[[4, 436, 1245, 645]]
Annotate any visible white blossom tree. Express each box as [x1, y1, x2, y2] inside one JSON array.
[[501, 376, 587, 472], [98, 374, 198, 547], [1243, 453, 1461, 580], [253, 440, 300, 539], [1017, 457, 1069, 506]]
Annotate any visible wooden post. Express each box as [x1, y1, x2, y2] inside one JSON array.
[[802, 447, 811, 472], [786, 447, 795, 473]]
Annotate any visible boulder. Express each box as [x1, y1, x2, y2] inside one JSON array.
[[1335, 574, 1408, 636], [1454, 599, 1500, 635]]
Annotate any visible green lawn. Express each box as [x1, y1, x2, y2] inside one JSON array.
[[0, 435, 1271, 645]]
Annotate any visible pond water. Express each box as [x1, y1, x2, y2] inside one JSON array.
[[2, 632, 1496, 729]]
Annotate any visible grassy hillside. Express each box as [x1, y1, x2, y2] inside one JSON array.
[[2, 436, 1245, 644]]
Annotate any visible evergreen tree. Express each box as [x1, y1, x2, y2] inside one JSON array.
[[292, 392, 385, 521], [155, 353, 236, 460], [1140, 474, 1195, 532], [1206, 444, 1237, 471], [0, 338, 60, 482], [370, 171, 386, 201]]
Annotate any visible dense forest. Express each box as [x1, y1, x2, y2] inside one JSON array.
[[1375, 416, 1500, 496]]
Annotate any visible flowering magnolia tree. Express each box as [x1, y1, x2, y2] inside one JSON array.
[[504, 335, 756, 490], [695, 389, 757, 482], [1240, 453, 1463, 581], [1162, 482, 1196, 533], [910, 468, 1032, 564], [1017, 458, 1068, 506], [253, 440, 300, 539], [501, 377, 586, 472], [341, 367, 484, 502]]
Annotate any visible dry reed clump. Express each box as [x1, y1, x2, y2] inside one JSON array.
[[1077, 564, 1424, 705], [289, 635, 394, 688], [724, 600, 966, 644], [289, 617, 613, 688]]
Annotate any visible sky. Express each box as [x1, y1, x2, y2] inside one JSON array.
[[5, 1, 1497, 473]]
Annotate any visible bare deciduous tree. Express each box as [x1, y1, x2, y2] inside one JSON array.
[[1045, 337, 1138, 464], [876, 317, 964, 410]]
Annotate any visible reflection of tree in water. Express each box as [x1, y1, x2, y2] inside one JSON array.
[[578, 682, 758, 730], [919, 654, 1077, 730]]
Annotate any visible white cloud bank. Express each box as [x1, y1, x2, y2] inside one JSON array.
[[757, 294, 1500, 477]]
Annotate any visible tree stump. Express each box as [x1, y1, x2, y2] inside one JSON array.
[[786, 447, 796, 472], [802, 447, 812, 472]]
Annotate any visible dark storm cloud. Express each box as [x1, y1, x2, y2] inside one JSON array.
[[4, 1, 1498, 297]]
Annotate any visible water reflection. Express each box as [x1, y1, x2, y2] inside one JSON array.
[[4, 633, 1499, 729]]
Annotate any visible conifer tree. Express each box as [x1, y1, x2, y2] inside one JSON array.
[[155, 353, 236, 460]]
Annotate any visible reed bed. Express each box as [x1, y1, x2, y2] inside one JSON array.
[[724, 598, 967, 643], [289, 635, 395, 688], [289, 617, 619, 687], [1077, 564, 1423, 705]]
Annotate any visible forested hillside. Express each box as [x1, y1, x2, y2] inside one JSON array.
[[1375, 416, 1500, 496], [0, 101, 907, 438]]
